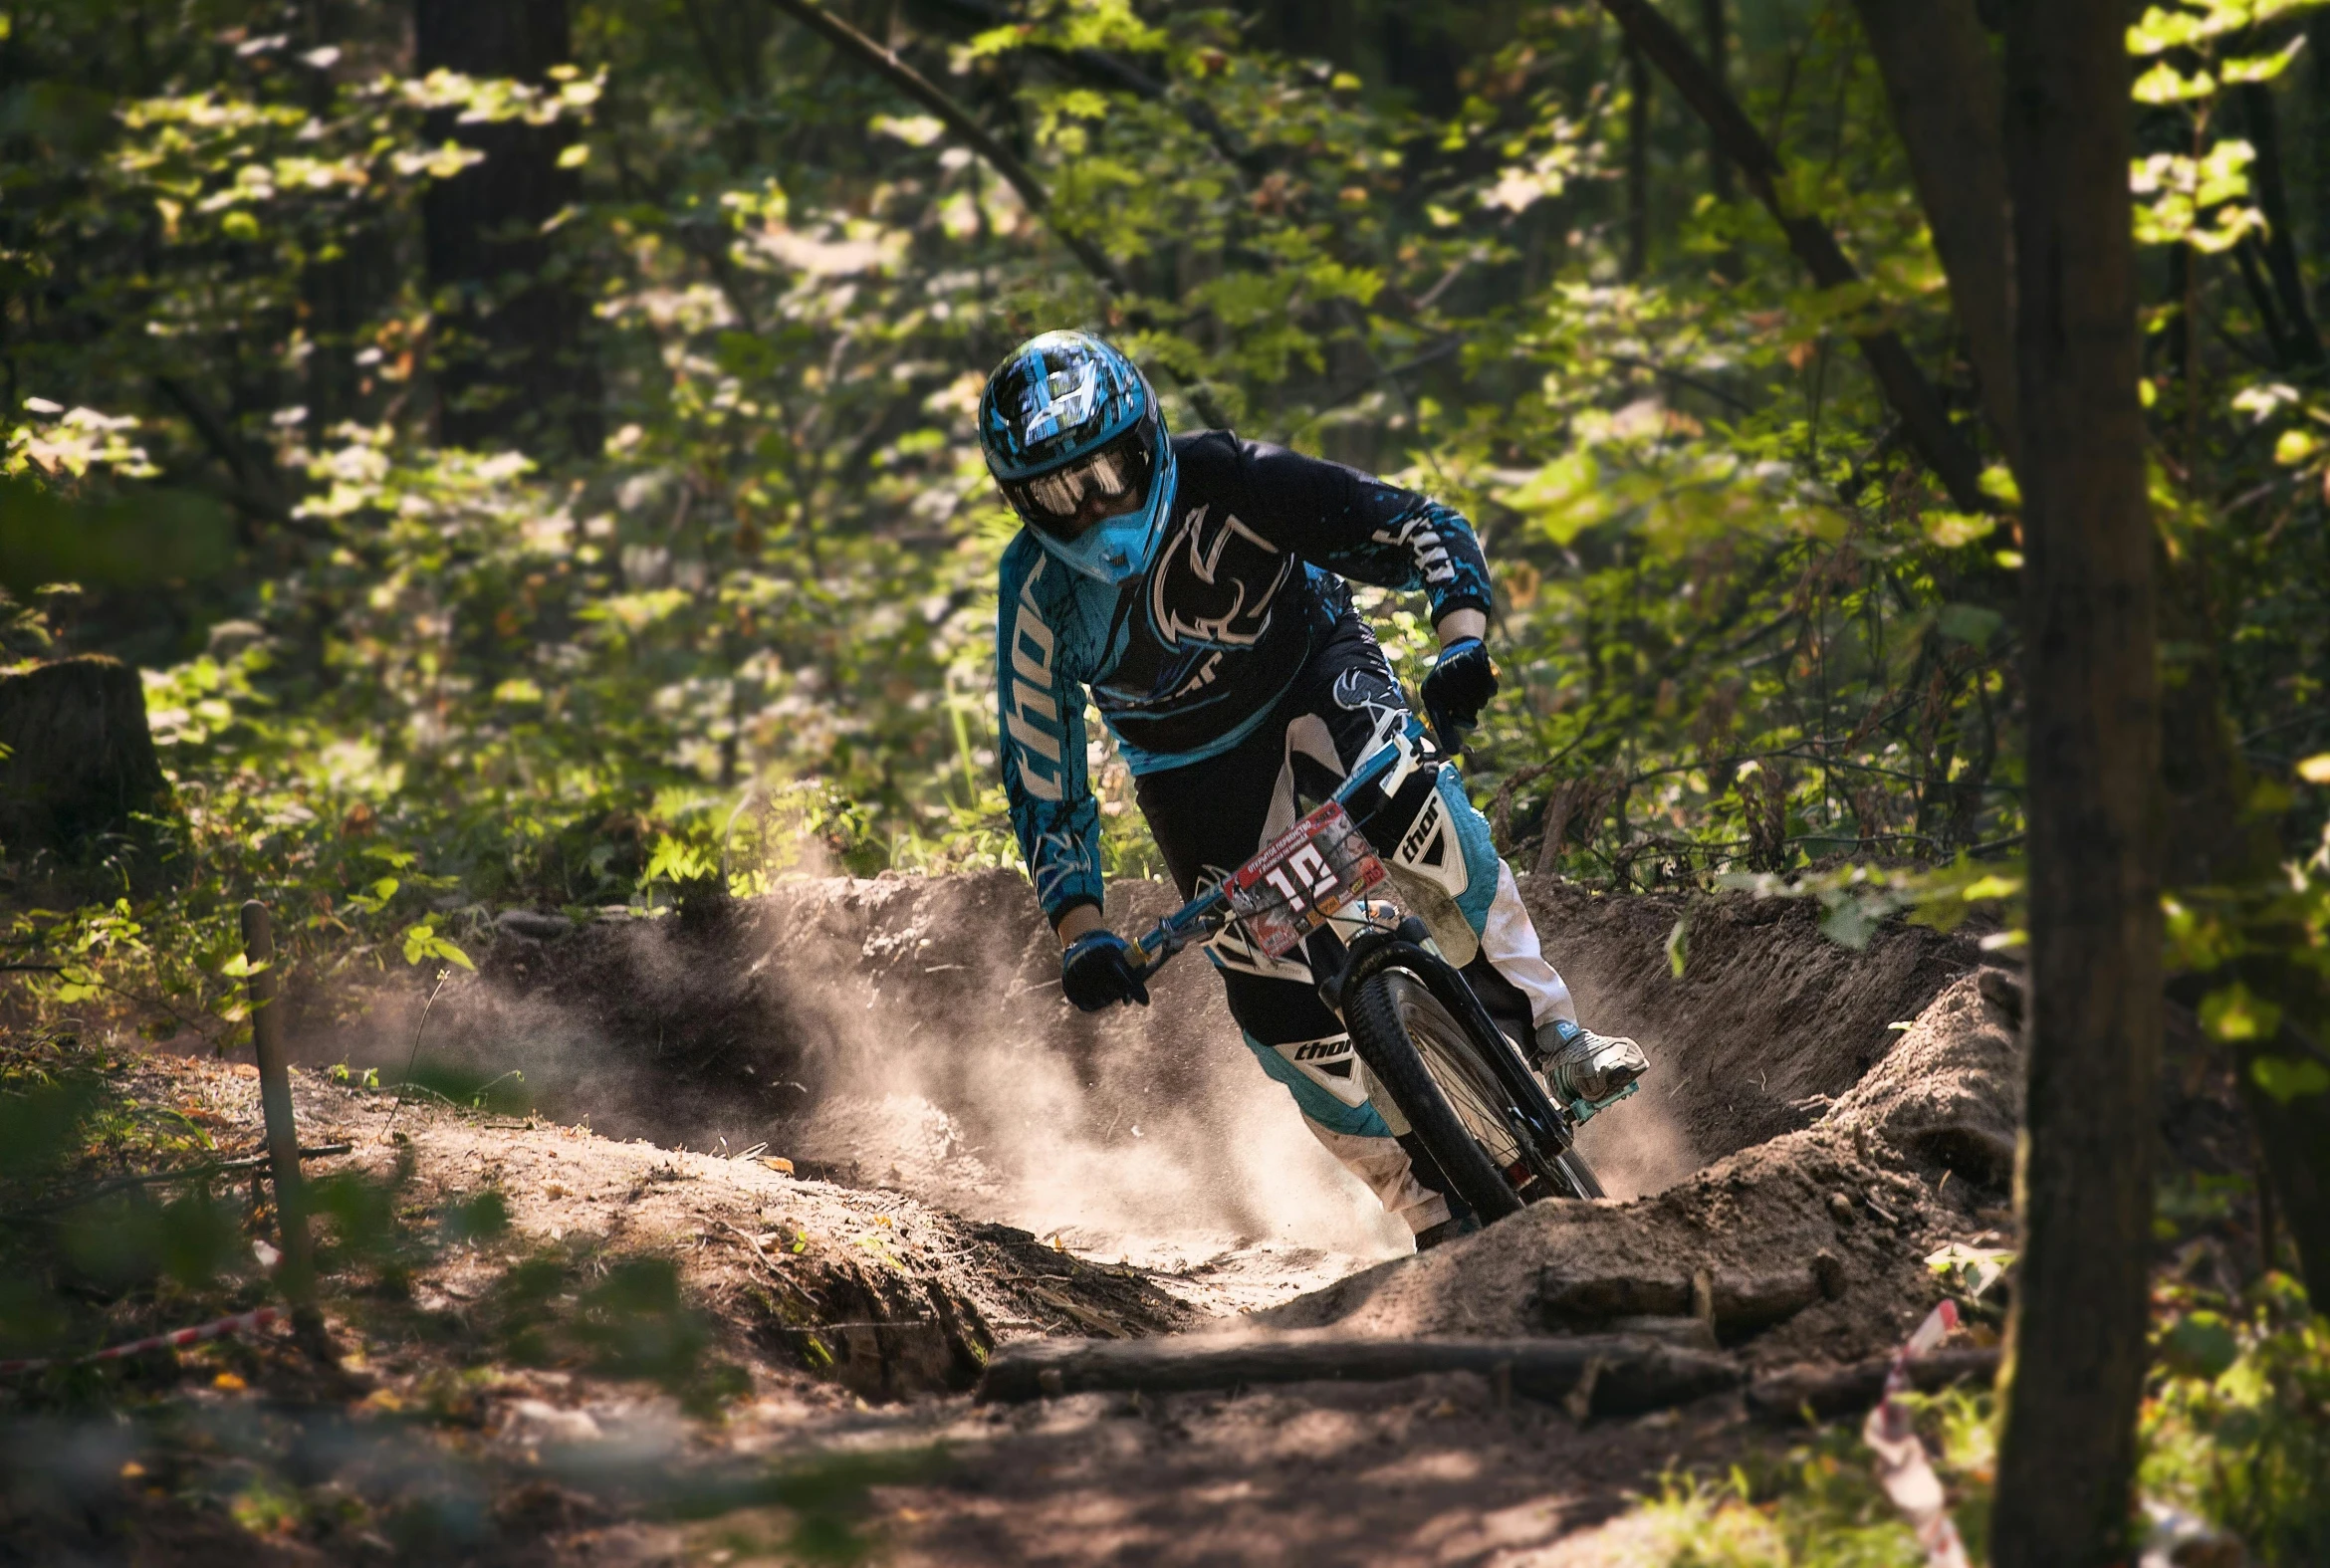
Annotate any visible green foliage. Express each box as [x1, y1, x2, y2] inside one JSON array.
[[392, 1061, 531, 1115], [0, 0, 2314, 983], [1623, 1394, 1993, 1567], [0, 3, 2324, 1554], [475, 1243, 747, 1415], [660, 1446, 954, 1565], [2144, 1277, 2330, 1565], [0, 1030, 258, 1364]]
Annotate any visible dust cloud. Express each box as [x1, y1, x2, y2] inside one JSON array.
[[716, 936, 1416, 1273], [327, 876, 1412, 1285], [1567, 1043, 1701, 1201]]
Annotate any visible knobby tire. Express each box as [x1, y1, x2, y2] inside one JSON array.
[[1345, 970, 1605, 1221]]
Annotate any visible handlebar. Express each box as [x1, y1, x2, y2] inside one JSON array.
[[1125, 724, 1449, 985]]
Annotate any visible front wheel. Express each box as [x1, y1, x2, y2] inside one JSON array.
[[1344, 971, 1602, 1226]]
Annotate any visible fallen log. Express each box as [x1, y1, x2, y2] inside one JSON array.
[[1747, 1347, 2001, 1424], [978, 1331, 1742, 1416]]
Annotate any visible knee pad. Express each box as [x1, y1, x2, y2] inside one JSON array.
[[1243, 1030, 1393, 1139], [1380, 764, 1502, 962]]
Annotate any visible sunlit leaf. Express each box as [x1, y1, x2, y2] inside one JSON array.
[[2202, 982, 2282, 1042], [2250, 1054, 2330, 1102]]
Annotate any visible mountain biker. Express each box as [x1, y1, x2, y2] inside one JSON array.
[[983, 331, 1647, 1248]]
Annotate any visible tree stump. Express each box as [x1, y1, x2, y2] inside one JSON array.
[[0, 655, 170, 858]]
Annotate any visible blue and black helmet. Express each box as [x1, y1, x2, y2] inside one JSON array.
[[979, 331, 1176, 584]]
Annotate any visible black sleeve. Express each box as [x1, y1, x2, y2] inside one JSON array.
[[1232, 437, 1494, 620]]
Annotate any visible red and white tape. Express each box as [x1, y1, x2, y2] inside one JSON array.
[[0, 1305, 282, 1377], [1863, 1297, 1972, 1568]]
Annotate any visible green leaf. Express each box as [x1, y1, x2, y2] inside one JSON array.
[[643, 833, 717, 886], [400, 922, 475, 972], [2250, 1054, 2330, 1102], [1922, 512, 1995, 549], [2202, 982, 2281, 1042], [2160, 1310, 2239, 1380], [2221, 35, 2308, 86], [1818, 899, 1880, 950], [1665, 915, 1688, 979], [1936, 603, 2004, 646], [2133, 60, 2216, 104]]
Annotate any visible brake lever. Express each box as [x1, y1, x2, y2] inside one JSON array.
[[1129, 891, 1228, 981], [1425, 712, 1469, 765]]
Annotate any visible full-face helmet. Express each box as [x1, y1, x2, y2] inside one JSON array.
[[978, 331, 1176, 584]]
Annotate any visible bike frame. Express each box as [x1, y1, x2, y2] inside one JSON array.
[[1127, 728, 1588, 1175], [1125, 723, 1431, 978]]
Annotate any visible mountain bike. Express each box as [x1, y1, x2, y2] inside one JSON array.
[[1127, 726, 1634, 1227]]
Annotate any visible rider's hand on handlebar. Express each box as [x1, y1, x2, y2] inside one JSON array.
[[1060, 930, 1152, 1011], [1421, 636, 1499, 749]]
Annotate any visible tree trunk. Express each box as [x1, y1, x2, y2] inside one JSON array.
[[1625, 40, 1651, 280], [2234, 79, 2322, 365], [1698, 0, 1732, 206], [2243, 1027, 2330, 1294], [413, 0, 600, 453], [1848, 0, 2019, 468], [1990, 3, 2162, 1564], [980, 1331, 1741, 1414], [1594, 0, 1989, 513], [0, 656, 170, 859]]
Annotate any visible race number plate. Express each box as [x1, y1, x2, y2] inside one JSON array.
[[1225, 801, 1388, 959]]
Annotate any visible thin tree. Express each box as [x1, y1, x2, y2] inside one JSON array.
[[1697, 0, 1732, 207], [1624, 40, 1651, 280], [413, 0, 600, 452], [1990, 2, 2163, 1562]]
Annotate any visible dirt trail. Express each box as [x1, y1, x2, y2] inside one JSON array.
[[24, 869, 2261, 1564], [53, 1049, 1790, 1566], [312, 870, 1985, 1302], [131, 868, 2236, 1564]]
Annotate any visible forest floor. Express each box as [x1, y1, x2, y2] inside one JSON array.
[[1, 872, 2254, 1565]]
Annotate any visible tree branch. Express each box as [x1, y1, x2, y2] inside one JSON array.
[[903, 0, 1267, 177], [1594, 0, 1991, 512], [757, 0, 1233, 427], [1850, 0, 2020, 465], [152, 374, 303, 530], [757, 0, 1130, 294]]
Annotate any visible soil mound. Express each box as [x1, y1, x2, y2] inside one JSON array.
[[314, 871, 1420, 1267], [1251, 971, 2025, 1370], [1516, 880, 1981, 1195], [322, 872, 1982, 1211], [140, 1051, 1192, 1399], [309, 871, 2003, 1375]]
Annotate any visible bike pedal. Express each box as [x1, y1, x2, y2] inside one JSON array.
[[1566, 1079, 1640, 1125]]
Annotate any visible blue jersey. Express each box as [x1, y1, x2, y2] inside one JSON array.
[[996, 430, 1493, 922]]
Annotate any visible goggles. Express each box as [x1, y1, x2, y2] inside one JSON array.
[[1002, 429, 1154, 539]]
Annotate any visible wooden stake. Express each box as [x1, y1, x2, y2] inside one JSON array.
[[240, 901, 316, 1313]]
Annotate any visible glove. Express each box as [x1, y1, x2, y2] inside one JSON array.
[[1060, 930, 1152, 1012], [1420, 636, 1500, 747]]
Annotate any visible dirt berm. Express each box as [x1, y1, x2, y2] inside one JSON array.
[[307, 870, 2058, 1376]]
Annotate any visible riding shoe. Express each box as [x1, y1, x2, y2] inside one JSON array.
[[1413, 1212, 1481, 1251], [1532, 1017, 1649, 1106]]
